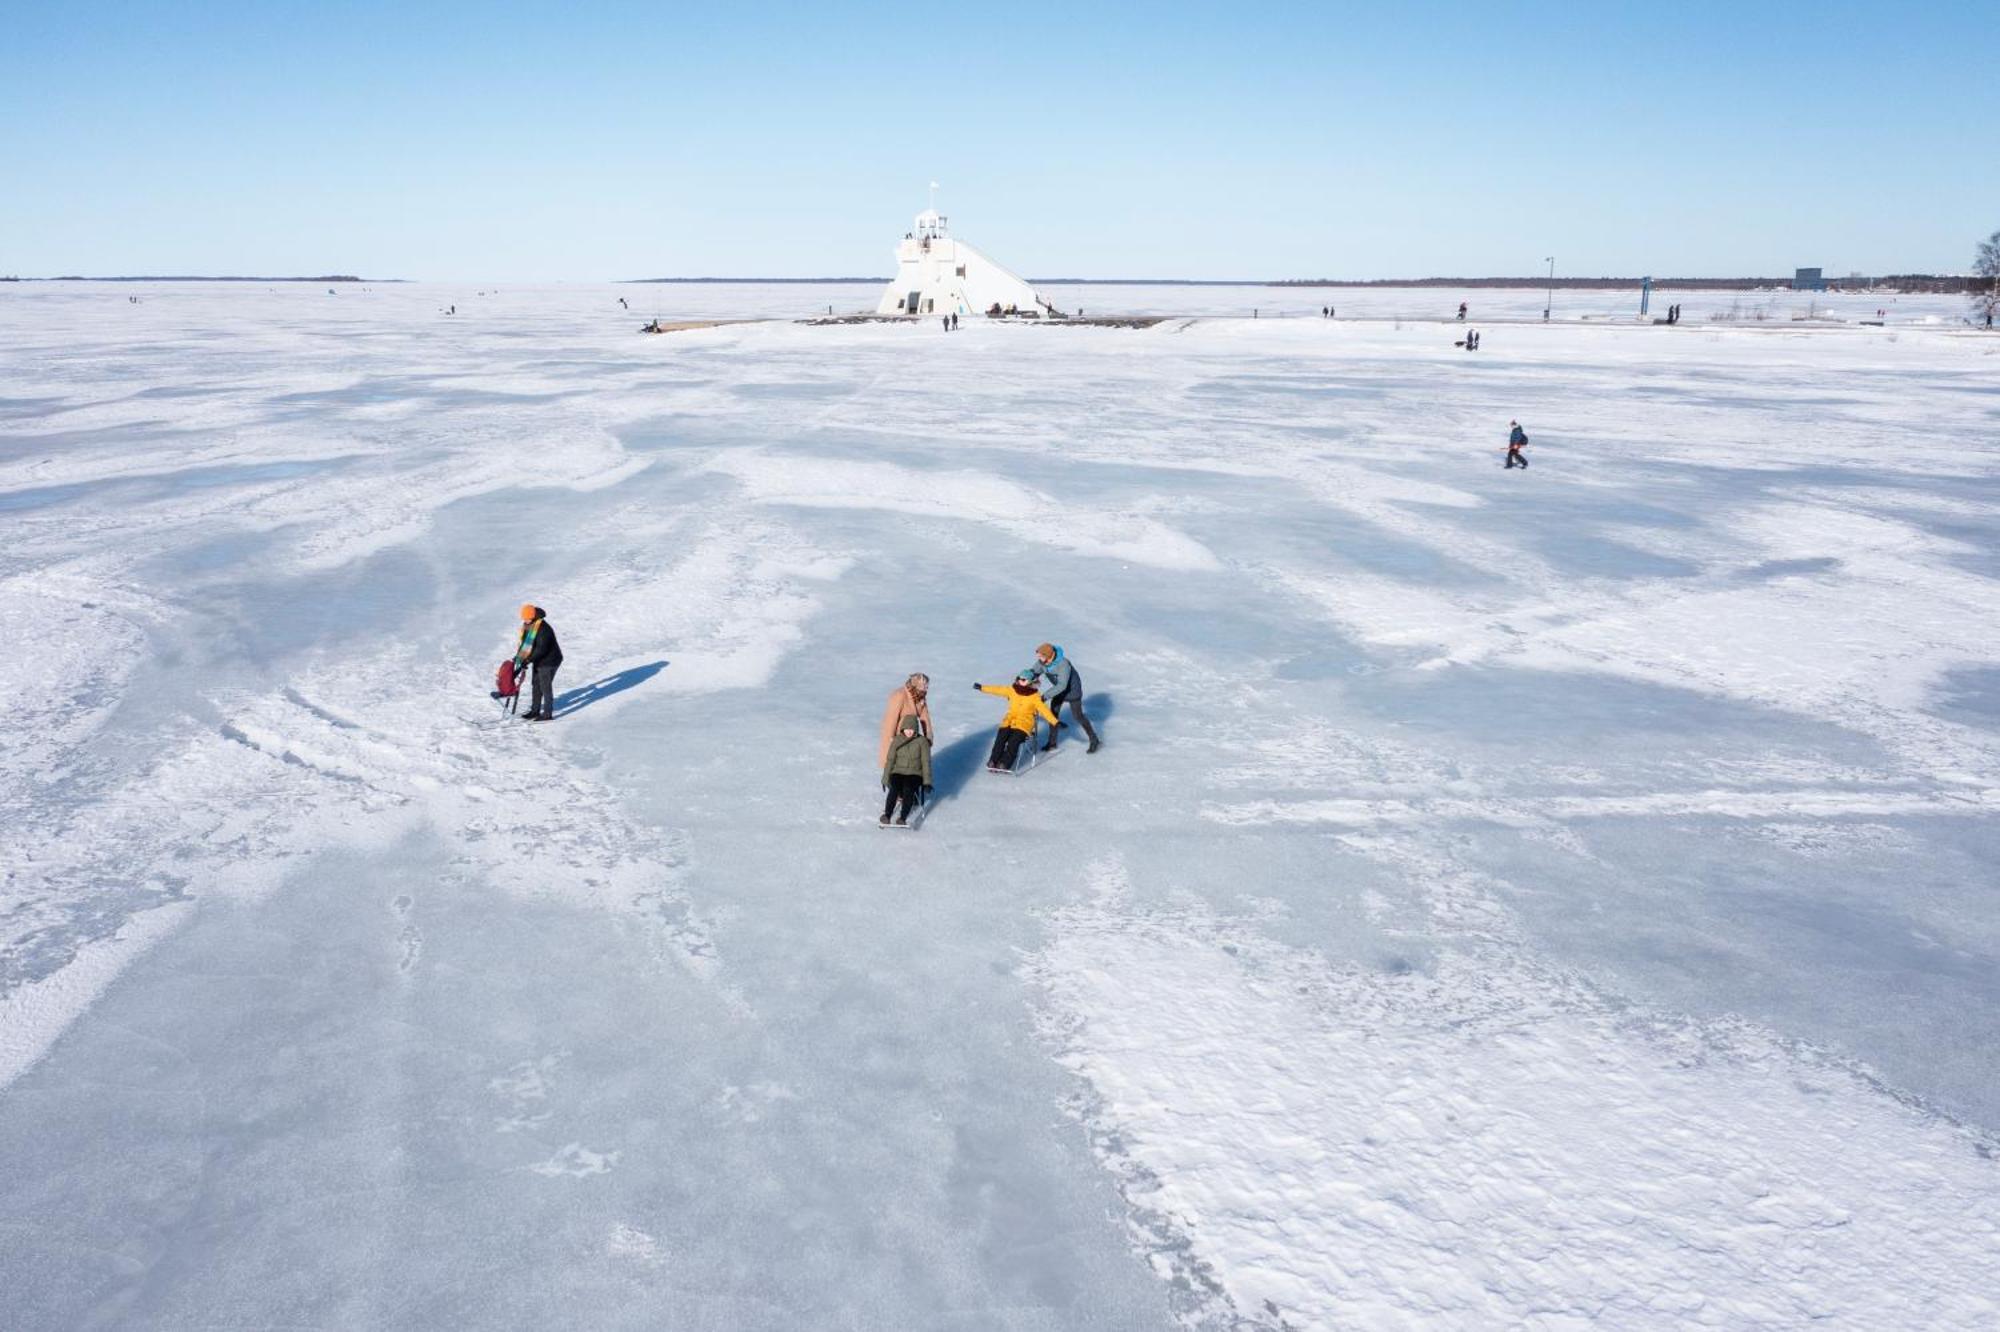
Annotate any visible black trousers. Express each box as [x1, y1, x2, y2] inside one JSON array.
[[883, 773, 922, 820], [1044, 689, 1099, 748], [531, 662, 559, 717], [989, 726, 1029, 769], [1505, 449, 1527, 469]]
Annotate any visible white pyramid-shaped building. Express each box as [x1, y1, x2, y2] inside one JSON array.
[[876, 210, 1062, 319]]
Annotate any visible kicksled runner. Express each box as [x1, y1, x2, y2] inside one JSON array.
[[878, 798, 930, 831], [988, 743, 1064, 777]]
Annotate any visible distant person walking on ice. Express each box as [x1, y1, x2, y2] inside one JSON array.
[[1027, 642, 1100, 753], [877, 674, 933, 768], [975, 675, 1058, 772], [879, 713, 933, 827], [513, 604, 563, 720], [1505, 421, 1529, 470], [1457, 302, 1468, 321]]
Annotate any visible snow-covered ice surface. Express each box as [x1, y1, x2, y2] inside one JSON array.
[[3, 281, 1998, 1328]]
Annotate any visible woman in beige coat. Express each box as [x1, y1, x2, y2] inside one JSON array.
[[878, 674, 933, 767]]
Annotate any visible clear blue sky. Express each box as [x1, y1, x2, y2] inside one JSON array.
[[4, 1, 1991, 280]]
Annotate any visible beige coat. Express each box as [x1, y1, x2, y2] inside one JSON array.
[[878, 683, 934, 766]]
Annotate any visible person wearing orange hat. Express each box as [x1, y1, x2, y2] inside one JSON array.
[[512, 604, 564, 721], [1026, 642, 1100, 754]]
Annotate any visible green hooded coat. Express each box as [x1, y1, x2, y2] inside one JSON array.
[[882, 716, 933, 787]]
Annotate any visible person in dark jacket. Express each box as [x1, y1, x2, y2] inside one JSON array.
[[513, 604, 564, 720], [1028, 642, 1101, 753], [1505, 421, 1529, 470]]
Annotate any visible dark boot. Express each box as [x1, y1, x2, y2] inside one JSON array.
[[1068, 697, 1101, 751]]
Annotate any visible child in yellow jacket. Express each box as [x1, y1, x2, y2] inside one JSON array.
[[975, 674, 1060, 772]]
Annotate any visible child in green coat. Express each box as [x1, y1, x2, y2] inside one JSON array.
[[880, 714, 933, 826]]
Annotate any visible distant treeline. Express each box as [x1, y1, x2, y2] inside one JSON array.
[[23, 275, 378, 283], [627, 276, 885, 284], [1273, 275, 1979, 292], [632, 277, 1309, 286], [629, 274, 1980, 292]]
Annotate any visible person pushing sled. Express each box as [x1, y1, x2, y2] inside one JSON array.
[[974, 674, 1059, 773], [1026, 642, 1100, 754]]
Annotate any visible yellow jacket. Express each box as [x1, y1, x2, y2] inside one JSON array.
[[980, 683, 1058, 733]]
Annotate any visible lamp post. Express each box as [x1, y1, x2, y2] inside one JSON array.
[[1544, 256, 1555, 322]]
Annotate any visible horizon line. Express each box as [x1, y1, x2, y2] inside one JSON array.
[[7, 272, 1974, 287]]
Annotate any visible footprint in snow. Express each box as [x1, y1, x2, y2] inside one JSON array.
[[532, 1142, 620, 1177], [608, 1223, 668, 1268]]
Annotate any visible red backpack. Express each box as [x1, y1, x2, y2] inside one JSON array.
[[495, 659, 521, 697]]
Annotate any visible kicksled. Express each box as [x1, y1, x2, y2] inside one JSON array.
[[878, 802, 930, 831], [491, 659, 521, 715], [988, 744, 1064, 777]]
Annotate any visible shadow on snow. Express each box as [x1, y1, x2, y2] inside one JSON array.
[[928, 693, 1119, 803], [553, 661, 669, 717]]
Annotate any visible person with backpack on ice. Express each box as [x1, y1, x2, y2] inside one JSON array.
[[974, 674, 1059, 772], [1027, 642, 1100, 753], [879, 712, 933, 826], [1505, 421, 1529, 469], [513, 604, 563, 720]]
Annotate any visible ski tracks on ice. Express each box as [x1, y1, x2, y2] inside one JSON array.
[[1257, 473, 2000, 788], [219, 654, 731, 982], [1028, 849, 2000, 1330], [0, 650, 731, 1090]]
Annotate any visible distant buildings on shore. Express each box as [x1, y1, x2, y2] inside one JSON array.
[[1273, 273, 1978, 293]]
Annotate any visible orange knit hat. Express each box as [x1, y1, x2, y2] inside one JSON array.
[[520, 603, 538, 621]]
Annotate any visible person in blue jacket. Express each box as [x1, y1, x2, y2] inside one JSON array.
[[1027, 643, 1101, 753]]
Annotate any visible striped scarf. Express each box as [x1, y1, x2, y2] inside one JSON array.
[[515, 618, 543, 664]]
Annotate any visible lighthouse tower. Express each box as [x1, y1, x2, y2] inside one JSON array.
[[875, 209, 1061, 319]]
